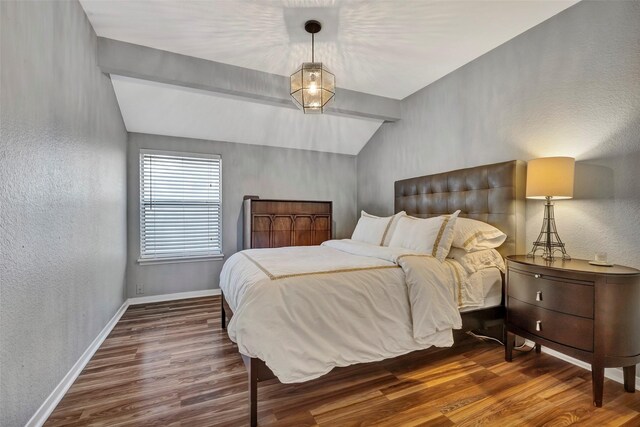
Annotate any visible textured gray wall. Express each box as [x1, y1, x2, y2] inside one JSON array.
[[127, 133, 357, 297], [357, 1, 640, 269], [0, 1, 128, 426]]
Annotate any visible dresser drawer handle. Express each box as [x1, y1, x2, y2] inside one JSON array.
[[534, 274, 542, 279], [536, 291, 542, 301], [536, 320, 542, 332]]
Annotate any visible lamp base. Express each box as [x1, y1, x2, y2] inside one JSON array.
[[527, 197, 570, 261]]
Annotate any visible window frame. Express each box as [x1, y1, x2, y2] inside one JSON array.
[[137, 148, 223, 265]]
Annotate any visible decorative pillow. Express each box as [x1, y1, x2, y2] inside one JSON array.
[[450, 217, 507, 252], [382, 211, 406, 246], [447, 248, 506, 274], [351, 211, 395, 246], [388, 210, 460, 261]]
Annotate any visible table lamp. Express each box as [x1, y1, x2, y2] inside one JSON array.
[[526, 157, 575, 260]]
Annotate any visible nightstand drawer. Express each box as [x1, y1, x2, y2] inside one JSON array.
[[508, 269, 593, 318], [508, 298, 593, 351]]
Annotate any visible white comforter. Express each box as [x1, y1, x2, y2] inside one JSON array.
[[219, 239, 463, 383]]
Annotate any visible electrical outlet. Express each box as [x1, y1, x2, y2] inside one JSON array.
[[136, 283, 144, 295]]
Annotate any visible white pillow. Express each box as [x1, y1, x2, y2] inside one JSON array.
[[382, 211, 406, 246], [448, 248, 506, 274], [351, 211, 394, 246], [388, 210, 460, 261], [450, 217, 507, 252]]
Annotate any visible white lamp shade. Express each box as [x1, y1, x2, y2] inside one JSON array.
[[526, 157, 575, 199]]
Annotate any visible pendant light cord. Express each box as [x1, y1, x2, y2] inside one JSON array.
[[311, 33, 315, 62]]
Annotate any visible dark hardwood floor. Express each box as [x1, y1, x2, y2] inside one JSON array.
[[46, 296, 640, 426]]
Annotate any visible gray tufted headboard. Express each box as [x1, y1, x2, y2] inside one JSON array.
[[394, 160, 526, 257]]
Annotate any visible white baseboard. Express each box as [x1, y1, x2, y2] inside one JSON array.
[[25, 299, 130, 427], [26, 288, 221, 427], [127, 288, 220, 305], [525, 339, 640, 391]]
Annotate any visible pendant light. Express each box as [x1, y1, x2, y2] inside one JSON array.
[[290, 20, 335, 114]]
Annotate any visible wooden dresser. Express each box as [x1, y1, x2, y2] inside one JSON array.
[[505, 255, 640, 407], [243, 198, 332, 249]]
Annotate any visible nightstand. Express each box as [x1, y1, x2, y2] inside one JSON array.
[[505, 255, 640, 407]]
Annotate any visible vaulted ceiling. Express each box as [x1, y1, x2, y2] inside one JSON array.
[[81, 0, 577, 154], [111, 75, 383, 155]]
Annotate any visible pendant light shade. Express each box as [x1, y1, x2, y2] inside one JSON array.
[[290, 21, 335, 114], [290, 63, 335, 114]]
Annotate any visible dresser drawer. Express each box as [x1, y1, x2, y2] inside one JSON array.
[[508, 298, 593, 351], [508, 268, 594, 318]]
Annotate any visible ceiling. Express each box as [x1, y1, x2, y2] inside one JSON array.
[[82, 0, 577, 154], [81, 0, 577, 100], [111, 76, 383, 155]]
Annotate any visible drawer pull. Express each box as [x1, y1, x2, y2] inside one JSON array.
[[536, 291, 543, 301], [534, 274, 542, 279], [536, 320, 542, 332]]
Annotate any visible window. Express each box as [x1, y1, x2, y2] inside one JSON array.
[[139, 150, 222, 263]]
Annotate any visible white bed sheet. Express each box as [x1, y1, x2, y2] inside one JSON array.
[[459, 267, 503, 313]]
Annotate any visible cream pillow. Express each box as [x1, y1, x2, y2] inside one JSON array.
[[448, 248, 506, 274], [450, 217, 507, 252], [351, 211, 394, 246], [382, 211, 407, 246], [388, 210, 460, 261]]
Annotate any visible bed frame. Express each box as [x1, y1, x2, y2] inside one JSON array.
[[222, 160, 526, 426]]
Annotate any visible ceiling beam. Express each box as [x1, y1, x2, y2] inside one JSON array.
[[97, 38, 401, 122]]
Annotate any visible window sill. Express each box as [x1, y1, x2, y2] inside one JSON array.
[[137, 254, 225, 265]]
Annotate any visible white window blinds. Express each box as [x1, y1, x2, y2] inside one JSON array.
[[139, 150, 222, 260]]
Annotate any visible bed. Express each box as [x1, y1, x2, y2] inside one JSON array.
[[220, 160, 526, 426]]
